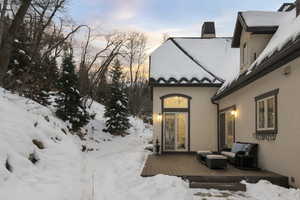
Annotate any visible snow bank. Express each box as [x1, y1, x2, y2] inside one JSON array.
[[0, 88, 83, 200], [244, 180, 300, 200]]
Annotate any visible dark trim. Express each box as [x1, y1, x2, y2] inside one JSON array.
[[278, 3, 295, 12], [169, 38, 224, 83], [255, 88, 279, 101], [163, 108, 189, 112], [232, 12, 278, 48], [161, 98, 164, 152], [160, 94, 191, 153], [150, 83, 222, 87], [211, 99, 220, 152], [219, 105, 236, 113], [160, 93, 192, 100], [149, 77, 222, 86], [254, 89, 279, 137], [213, 36, 300, 101]]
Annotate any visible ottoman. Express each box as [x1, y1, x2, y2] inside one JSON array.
[[206, 154, 227, 169]]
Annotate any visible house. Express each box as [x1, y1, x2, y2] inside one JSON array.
[[149, 1, 300, 188]]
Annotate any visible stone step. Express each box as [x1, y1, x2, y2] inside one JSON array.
[[189, 182, 247, 191]]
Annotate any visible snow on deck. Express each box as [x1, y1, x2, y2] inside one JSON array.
[[241, 11, 287, 27], [150, 38, 239, 84]]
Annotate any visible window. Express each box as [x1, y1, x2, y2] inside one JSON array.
[[255, 89, 279, 134], [164, 96, 188, 109]]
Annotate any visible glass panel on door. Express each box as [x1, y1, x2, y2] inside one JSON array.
[[176, 113, 187, 150], [164, 113, 176, 151], [164, 113, 187, 151]]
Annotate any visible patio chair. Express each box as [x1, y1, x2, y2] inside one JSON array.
[[221, 142, 258, 169]]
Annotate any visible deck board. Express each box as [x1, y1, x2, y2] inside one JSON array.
[[141, 154, 288, 187]]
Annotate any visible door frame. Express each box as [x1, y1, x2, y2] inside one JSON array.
[[219, 105, 236, 151], [160, 94, 191, 153], [163, 112, 189, 152]]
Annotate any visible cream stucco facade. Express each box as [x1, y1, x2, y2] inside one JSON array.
[[217, 56, 300, 188], [152, 87, 219, 153], [240, 30, 272, 72]]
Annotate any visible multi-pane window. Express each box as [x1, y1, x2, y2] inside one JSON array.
[[255, 89, 279, 133]]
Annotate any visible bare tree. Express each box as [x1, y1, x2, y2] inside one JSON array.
[[78, 31, 128, 104], [123, 32, 147, 86]]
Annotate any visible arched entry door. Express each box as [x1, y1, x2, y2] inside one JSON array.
[[160, 94, 191, 152]]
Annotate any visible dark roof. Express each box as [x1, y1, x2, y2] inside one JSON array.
[[202, 22, 216, 36], [232, 12, 279, 47], [213, 34, 300, 101]]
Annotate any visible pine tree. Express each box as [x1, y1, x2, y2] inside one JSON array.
[[103, 59, 131, 135], [55, 49, 91, 132]]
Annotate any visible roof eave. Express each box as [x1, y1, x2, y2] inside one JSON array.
[[213, 37, 300, 101]]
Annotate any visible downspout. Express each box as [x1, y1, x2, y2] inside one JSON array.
[[211, 97, 220, 152]]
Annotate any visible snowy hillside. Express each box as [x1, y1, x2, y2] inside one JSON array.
[[0, 88, 299, 200]]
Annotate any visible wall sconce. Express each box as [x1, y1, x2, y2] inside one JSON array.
[[156, 113, 162, 122], [231, 110, 238, 118]]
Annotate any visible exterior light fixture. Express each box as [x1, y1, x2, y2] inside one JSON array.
[[231, 110, 238, 118], [156, 113, 162, 122]]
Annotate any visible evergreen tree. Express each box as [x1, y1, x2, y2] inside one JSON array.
[[55, 49, 91, 132], [103, 59, 131, 135]]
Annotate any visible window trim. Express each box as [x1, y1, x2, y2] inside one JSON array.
[[255, 89, 279, 135]]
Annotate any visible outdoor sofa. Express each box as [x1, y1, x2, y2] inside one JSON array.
[[221, 142, 258, 169]]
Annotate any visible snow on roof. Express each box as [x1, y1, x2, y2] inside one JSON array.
[[150, 37, 240, 84], [218, 8, 300, 94], [241, 11, 288, 27], [249, 9, 300, 70]]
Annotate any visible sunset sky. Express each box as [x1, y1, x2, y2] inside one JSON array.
[[69, 0, 287, 51]]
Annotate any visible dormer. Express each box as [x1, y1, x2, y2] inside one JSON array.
[[231, 11, 287, 73]]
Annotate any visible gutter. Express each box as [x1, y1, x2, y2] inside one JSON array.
[[211, 98, 220, 152]]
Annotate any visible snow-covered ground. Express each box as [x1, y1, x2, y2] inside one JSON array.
[[0, 88, 299, 200]]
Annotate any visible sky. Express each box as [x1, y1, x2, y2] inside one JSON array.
[[68, 0, 288, 52]]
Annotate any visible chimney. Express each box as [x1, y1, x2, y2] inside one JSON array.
[[201, 22, 216, 38], [297, 0, 300, 16]]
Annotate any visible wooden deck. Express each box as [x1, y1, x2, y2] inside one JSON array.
[[141, 154, 289, 188]]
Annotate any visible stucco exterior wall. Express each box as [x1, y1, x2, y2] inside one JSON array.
[[153, 87, 218, 152], [218, 57, 300, 187], [240, 30, 272, 72]]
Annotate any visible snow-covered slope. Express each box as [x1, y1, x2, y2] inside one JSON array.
[[0, 88, 191, 200], [0, 88, 84, 199]]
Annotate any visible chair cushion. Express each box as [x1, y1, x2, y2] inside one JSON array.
[[231, 143, 245, 153], [197, 150, 212, 154], [206, 155, 227, 160], [221, 151, 236, 158]]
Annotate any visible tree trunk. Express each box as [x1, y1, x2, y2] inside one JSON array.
[[0, 0, 32, 86], [0, 0, 9, 47]]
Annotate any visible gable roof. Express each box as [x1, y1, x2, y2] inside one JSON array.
[[149, 37, 240, 86], [213, 8, 300, 101], [232, 11, 288, 47]]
